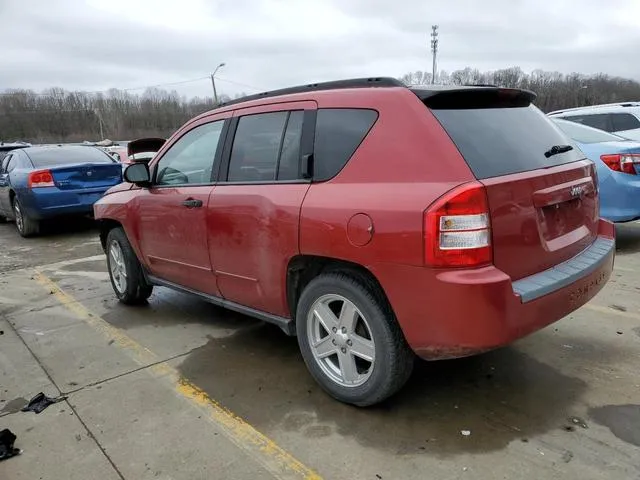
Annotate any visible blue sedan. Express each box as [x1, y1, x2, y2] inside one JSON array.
[[552, 118, 640, 222], [0, 146, 123, 237]]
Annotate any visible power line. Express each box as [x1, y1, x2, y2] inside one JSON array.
[[215, 76, 264, 92], [0, 74, 260, 96], [0, 76, 209, 96], [123, 76, 210, 92]]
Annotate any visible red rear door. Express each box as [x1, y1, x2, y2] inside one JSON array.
[[207, 101, 315, 316], [425, 89, 598, 280]]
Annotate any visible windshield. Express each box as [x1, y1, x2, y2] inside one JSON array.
[[551, 118, 625, 144]]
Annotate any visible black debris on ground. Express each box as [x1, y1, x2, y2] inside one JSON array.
[[21, 392, 67, 414], [0, 429, 21, 461]]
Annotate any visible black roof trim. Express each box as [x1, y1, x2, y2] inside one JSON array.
[[217, 77, 405, 109]]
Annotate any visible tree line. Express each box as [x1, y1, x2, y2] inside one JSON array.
[[2, 67, 640, 143], [0, 87, 238, 144], [400, 67, 640, 112]]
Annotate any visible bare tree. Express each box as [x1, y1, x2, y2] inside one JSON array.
[[3, 69, 640, 143], [399, 67, 640, 113]]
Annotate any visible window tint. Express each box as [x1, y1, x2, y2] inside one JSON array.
[[611, 113, 640, 132], [228, 112, 288, 182], [156, 121, 224, 185], [277, 111, 304, 180], [566, 114, 612, 132], [313, 109, 378, 181], [431, 105, 583, 179], [552, 119, 624, 144]]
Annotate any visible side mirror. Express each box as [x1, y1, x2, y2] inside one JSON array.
[[124, 163, 151, 187]]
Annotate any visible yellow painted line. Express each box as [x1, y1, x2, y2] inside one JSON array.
[[583, 303, 640, 322], [33, 270, 321, 480]]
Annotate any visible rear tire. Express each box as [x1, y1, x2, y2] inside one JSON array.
[[106, 227, 153, 305], [296, 272, 414, 406], [13, 198, 39, 237]]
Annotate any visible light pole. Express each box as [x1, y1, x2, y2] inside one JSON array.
[[430, 25, 439, 84], [211, 62, 226, 105]]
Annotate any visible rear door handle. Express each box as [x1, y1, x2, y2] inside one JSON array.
[[182, 198, 203, 208]]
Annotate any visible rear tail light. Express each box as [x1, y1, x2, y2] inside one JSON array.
[[28, 170, 55, 188], [424, 182, 492, 268], [600, 154, 640, 175]]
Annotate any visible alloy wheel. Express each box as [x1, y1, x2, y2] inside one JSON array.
[[306, 294, 376, 387], [13, 201, 23, 234], [109, 240, 128, 294]]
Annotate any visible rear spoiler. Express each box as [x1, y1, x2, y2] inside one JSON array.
[[127, 138, 166, 159], [411, 87, 537, 109]]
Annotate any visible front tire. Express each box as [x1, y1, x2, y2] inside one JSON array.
[[106, 227, 153, 305], [13, 198, 39, 237], [296, 272, 414, 406]]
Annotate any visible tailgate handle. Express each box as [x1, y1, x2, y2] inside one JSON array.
[[182, 198, 203, 208], [532, 178, 594, 208]]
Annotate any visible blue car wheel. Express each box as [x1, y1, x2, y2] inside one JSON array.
[[13, 197, 40, 238]]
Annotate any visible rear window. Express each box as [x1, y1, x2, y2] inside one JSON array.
[[26, 146, 115, 168], [565, 114, 612, 132], [552, 119, 624, 144], [431, 104, 584, 179], [611, 113, 640, 131]]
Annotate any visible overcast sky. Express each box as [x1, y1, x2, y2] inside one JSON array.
[[2, 0, 639, 98]]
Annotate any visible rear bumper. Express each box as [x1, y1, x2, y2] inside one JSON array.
[[372, 219, 615, 360], [20, 187, 110, 220]]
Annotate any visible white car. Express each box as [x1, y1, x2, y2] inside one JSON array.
[[548, 102, 640, 141]]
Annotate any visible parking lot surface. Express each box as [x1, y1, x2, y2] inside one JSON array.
[[1, 220, 640, 480]]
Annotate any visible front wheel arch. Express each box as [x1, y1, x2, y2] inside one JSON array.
[[98, 218, 124, 252]]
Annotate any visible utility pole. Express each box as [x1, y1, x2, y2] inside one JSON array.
[[430, 25, 439, 84], [211, 62, 226, 105]]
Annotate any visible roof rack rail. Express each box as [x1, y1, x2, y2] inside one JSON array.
[[217, 77, 405, 109]]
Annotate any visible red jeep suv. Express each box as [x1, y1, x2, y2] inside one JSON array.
[[95, 78, 615, 406]]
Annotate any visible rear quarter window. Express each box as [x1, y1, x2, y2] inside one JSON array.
[[313, 108, 378, 181], [431, 105, 584, 179]]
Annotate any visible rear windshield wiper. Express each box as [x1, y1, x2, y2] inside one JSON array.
[[544, 144, 573, 158]]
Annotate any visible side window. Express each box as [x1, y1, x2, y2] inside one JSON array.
[[6, 155, 17, 173], [228, 112, 288, 182], [156, 121, 224, 186], [567, 114, 612, 132], [277, 111, 304, 181], [0, 155, 11, 173], [313, 109, 378, 181], [611, 113, 640, 132]]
